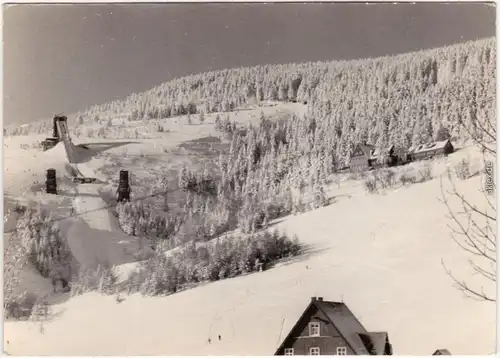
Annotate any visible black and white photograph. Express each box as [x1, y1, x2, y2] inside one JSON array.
[[2, 2, 496, 355]]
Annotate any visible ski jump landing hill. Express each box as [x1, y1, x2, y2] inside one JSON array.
[[50, 118, 141, 268]]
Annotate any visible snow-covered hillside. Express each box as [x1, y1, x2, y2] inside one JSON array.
[[3, 110, 495, 355]]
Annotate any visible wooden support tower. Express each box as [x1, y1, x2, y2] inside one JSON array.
[[117, 170, 131, 202], [46, 168, 57, 194]]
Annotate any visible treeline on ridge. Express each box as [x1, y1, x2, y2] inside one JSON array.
[[7, 37, 495, 171]]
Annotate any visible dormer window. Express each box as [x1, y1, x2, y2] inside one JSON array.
[[309, 322, 320, 336], [284, 348, 294, 356]]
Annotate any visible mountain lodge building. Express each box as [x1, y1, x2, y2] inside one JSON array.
[[274, 297, 393, 356]]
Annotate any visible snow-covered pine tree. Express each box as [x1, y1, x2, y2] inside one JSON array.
[[153, 174, 169, 211], [435, 123, 451, 141]]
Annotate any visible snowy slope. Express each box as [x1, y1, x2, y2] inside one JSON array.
[[4, 134, 140, 294], [3, 105, 494, 356], [4, 174, 495, 356], [4, 137, 71, 197], [65, 183, 140, 268]]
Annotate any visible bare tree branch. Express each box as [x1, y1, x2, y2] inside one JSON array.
[[457, 114, 496, 156], [442, 259, 495, 302], [440, 159, 496, 302]]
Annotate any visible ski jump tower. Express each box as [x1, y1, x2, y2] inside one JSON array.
[[44, 114, 96, 188], [54, 115, 77, 163], [41, 115, 70, 151]]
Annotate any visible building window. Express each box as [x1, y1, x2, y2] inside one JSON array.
[[310, 347, 320, 356], [336, 347, 347, 355], [309, 322, 320, 336], [284, 348, 294, 356]]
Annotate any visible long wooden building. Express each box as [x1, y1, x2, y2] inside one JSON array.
[[408, 139, 454, 161]]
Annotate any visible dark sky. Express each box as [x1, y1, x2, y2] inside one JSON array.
[[3, 2, 496, 125]]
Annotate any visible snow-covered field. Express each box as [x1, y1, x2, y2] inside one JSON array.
[[3, 104, 495, 356]]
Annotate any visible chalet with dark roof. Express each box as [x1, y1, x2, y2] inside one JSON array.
[[408, 139, 454, 162], [275, 297, 393, 356], [350, 143, 399, 172], [350, 143, 376, 172]]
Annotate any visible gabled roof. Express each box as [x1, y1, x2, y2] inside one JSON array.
[[275, 298, 390, 355], [352, 143, 396, 160], [409, 139, 452, 155], [371, 147, 382, 158], [315, 300, 370, 354], [433, 349, 452, 355], [353, 143, 376, 158]]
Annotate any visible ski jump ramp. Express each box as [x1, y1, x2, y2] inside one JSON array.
[[55, 119, 76, 163], [55, 119, 96, 182]]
